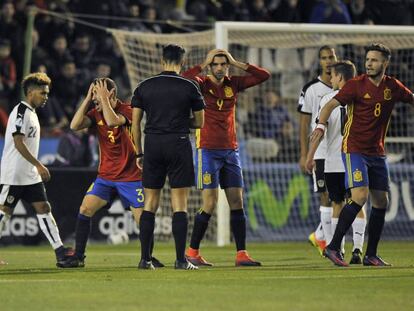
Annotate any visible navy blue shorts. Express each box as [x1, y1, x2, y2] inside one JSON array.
[[195, 148, 244, 189], [86, 177, 144, 209], [342, 153, 390, 191]]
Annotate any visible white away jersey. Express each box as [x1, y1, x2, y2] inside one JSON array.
[[1, 102, 42, 185], [298, 77, 333, 159], [319, 90, 346, 172]]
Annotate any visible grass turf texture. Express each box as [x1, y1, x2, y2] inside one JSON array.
[[0, 242, 413, 311]]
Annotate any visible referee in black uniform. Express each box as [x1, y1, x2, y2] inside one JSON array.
[[131, 44, 205, 270]]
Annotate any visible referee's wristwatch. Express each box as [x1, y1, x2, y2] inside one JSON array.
[[136, 153, 144, 158]]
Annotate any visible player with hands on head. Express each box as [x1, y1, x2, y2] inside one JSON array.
[[58, 78, 163, 268], [182, 48, 270, 267]]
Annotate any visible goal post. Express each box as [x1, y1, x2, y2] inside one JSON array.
[[110, 22, 414, 244]]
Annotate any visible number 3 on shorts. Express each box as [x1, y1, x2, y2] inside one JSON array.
[[136, 188, 144, 203]]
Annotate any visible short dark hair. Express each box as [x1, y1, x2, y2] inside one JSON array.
[[93, 77, 117, 96], [211, 53, 229, 64], [329, 60, 357, 81], [22, 72, 51, 96], [318, 45, 335, 58], [162, 44, 185, 65], [365, 43, 391, 61]]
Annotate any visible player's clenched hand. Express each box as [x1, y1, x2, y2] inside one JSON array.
[[299, 155, 307, 173], [36, 163, 51, 182], [305, 156, 315, 175]]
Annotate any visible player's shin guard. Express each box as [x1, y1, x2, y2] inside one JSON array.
[[365, 207, 386, 256], [139, 211, 155, 261], [189, 210, 211, 249], [328, 201, 362, 251], [352, 217, 366, 251], [230, 209, 246, 251], [172, 211, 188, 262], [0, 210, 11, 238], [36, 213, 63, 249], [75, 213, 91, 259]]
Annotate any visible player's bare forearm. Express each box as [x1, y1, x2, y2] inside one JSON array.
[[13, 135, 42, 167], [299, 114, 311, 157], [132, 108, 143, 154], [190, 110, 204, 129], [318, 98, 340, 125], [305, 135, 321, 173], [101, 100, 125, 127], [70, 97, 91, 130]]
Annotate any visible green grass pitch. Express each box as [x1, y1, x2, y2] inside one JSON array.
[[0, 241, 413, 311]]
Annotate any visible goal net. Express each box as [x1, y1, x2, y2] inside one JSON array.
[[109, 22, 414, 244]]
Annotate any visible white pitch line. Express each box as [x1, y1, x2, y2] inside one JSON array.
[[0, 273, 412, 283]]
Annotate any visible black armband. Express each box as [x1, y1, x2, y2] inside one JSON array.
[[136, 153, 144, 158]]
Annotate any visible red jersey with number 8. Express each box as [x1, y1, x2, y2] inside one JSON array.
[[87, 101, 141, 181], [334, 74, 413, 156]]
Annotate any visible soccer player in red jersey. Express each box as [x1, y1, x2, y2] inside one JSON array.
[[310, 43, 414, 267], [58, 78, 162, 268], [182, 48, 270, 266]]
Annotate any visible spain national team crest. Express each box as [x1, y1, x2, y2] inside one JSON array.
[[353, 169, 363, 182], [384, 88, 392, 101], [224, 86, 234, 98], [203, 172, 212, 185]]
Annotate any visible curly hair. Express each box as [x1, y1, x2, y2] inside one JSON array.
[[22, 72, 51, 96]]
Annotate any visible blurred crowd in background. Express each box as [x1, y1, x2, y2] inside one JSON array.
[[1, 0, 413, 164]]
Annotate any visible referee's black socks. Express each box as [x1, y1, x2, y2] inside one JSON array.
[[366, 207, 386, 257], [231, 209, 247, 251], [139, 210, 155, 262], [190, 210, 211, 249], [172, 211, 188, 262], [328, 201, 362, 251], [75, 213, 91, 259]]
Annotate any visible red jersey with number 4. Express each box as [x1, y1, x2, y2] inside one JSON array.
[[87, 101, 141, 181], [182, 64, 270, 149], [334, 74, 413, 156]]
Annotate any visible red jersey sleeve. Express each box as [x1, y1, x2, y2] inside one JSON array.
[[334, 78, 357, 106], [394, 79, 414, 104], [182, 65, 205, 85], [116, 103, 133, 124], [231, 64, 270, 92]]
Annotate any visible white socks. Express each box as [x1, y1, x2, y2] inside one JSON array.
[[314, 222, 325, 241], [0, 210, 11, 239], [37, 213, 63, 249], [331, 217, 345, 254], [352, 217, 366, 251], [320, 206, 333, 244]]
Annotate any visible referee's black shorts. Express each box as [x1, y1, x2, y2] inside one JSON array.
[[143, 133, 195, 189]]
